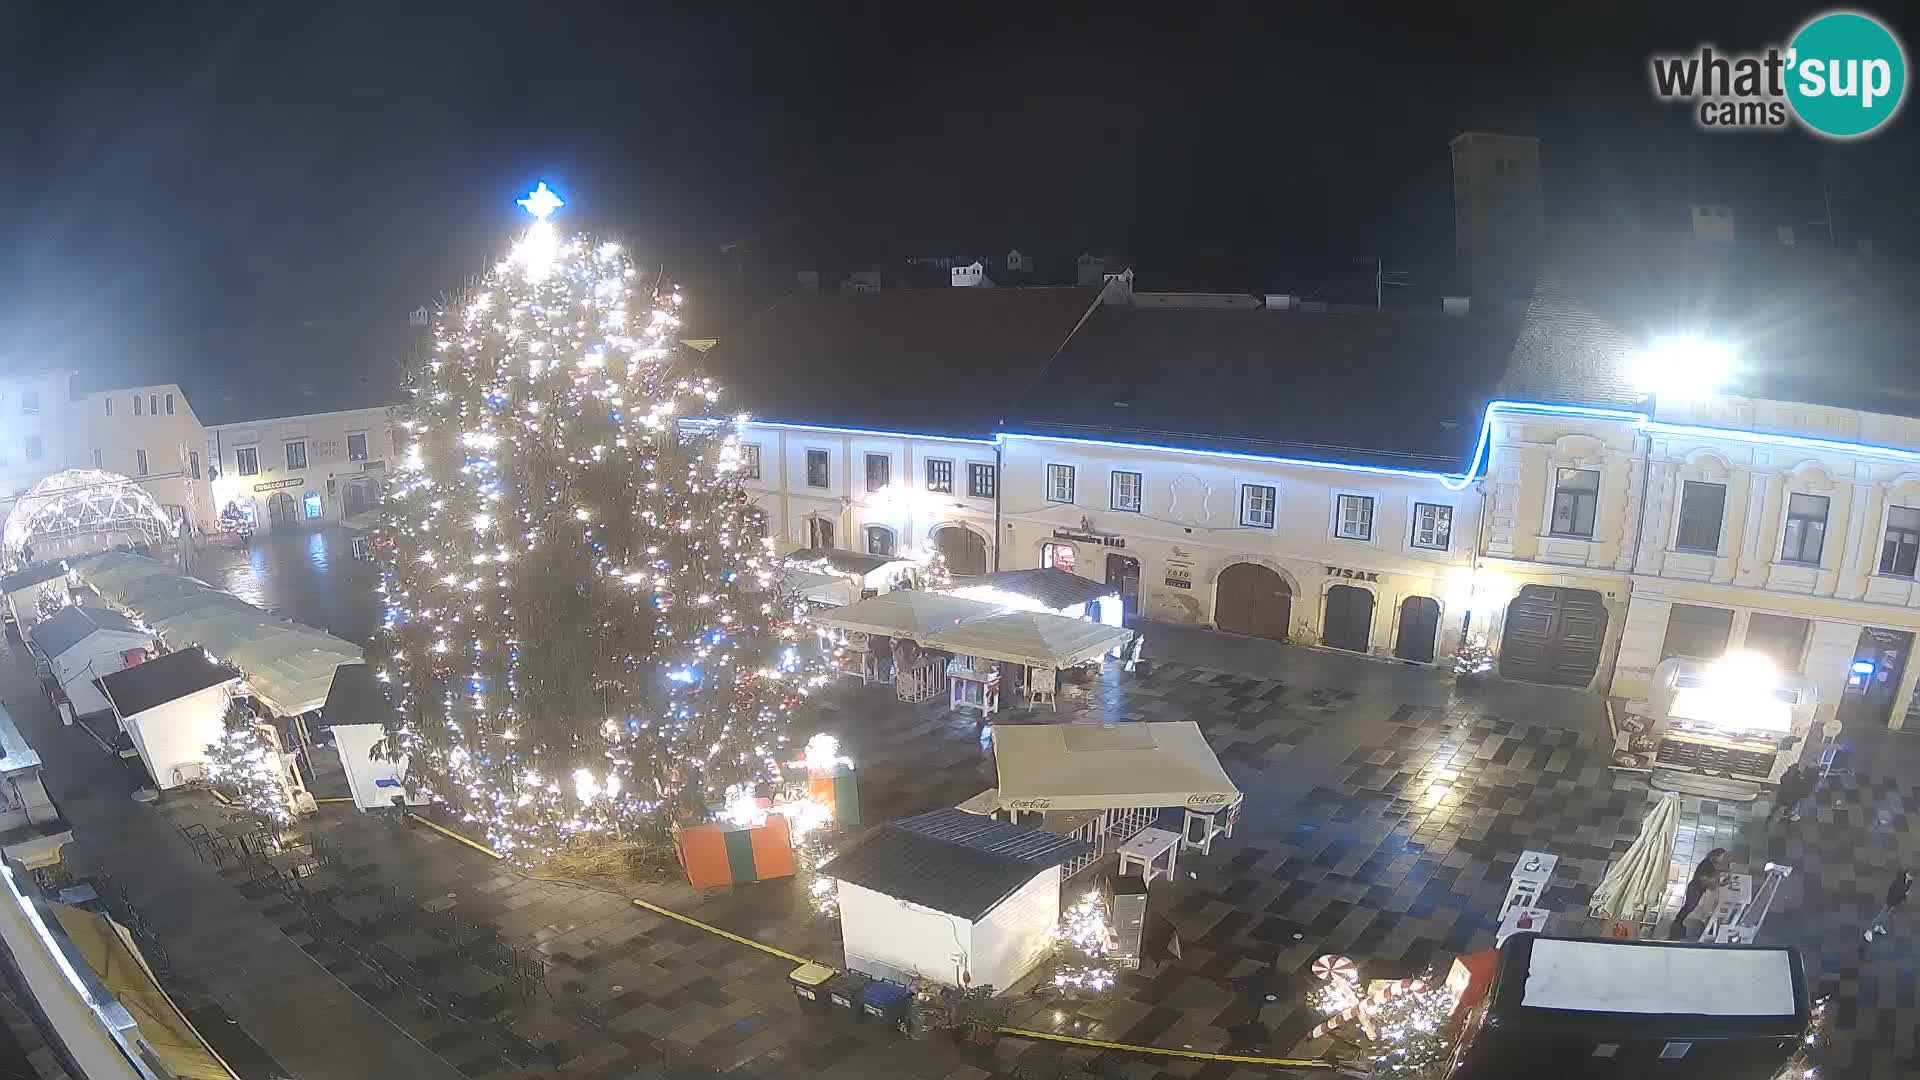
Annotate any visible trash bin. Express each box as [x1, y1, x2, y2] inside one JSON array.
[[825, 971, 871, 1020], [789, 963, 835, 1014], [860, 980, 910, 1031]]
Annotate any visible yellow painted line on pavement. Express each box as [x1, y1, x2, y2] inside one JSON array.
[[314, 796, 354, 804], [996, 1027, 1334, 1069], [405, 813, 504, 859], [627, 897, 812, 965]]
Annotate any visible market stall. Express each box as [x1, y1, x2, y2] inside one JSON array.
[[1620, 652, 1819, 795], [784, 548, 920, 598], [781, 569, 859, 609], [970, 721, 1242, 875], [96, 649, 244, 790], [810, 591, 1003, 695], [0, 561, 69, 630], [1450, 936, 1808, 1079], [818, 808, 1090, 990], [946, 568, 1123, 625], [922, 611, 1133, 714], [321, 663, 430, 811], [29, 606, 154, 721]]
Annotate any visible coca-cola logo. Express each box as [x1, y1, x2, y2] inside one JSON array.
[[1007, 798, 1053, 810], [1187, 793, 1234, 807]]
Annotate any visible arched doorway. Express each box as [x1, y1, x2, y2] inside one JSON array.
[[1106, 553, 1141, 621], [1215, 562, 1291, 640], [1394, 596, 1441, 663], [343, 477, 376, 517], [934, 526, 988, 576], [267, 492, 297, 528], [1499, 585, 1607, 687], [1322, 585, 1374, 652]]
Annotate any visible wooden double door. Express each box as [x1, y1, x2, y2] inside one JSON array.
[[1215, 563, 1291, 640]]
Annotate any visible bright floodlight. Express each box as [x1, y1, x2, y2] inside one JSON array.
[[1631, 335, 1735, 400], [1705, 650, 1777, 695]]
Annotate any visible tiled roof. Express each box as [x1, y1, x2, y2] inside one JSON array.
[[1008, 305, 1520, 472], [955, 568, 1113, 611], [96, 648, 241, 718], [705, 287, 1098, 440], [818, 808, 1088, 921]]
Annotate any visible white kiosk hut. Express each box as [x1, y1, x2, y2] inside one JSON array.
[[819, 808, 1090, 991], [0, 562, 69, 630], [29, 606, 153, 722], [965, 722, 1243, 879], [96, 649, 244, 790], [947, 568, 1123, 625], [320, 663, 429, 811]]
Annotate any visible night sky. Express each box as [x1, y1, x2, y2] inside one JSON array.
[[1, 1, 1913, 400]]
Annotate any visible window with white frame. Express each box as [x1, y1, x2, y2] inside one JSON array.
[[236, 446, 259, 476], [347, 433, 369, 462], [865, 453, 890, 493], [1041, 542, 1076, 572], [132, 395, 142, 416], [286, 440, 308, 471], [1412, 502, 1452, 550], [1335, 494, 1374, 540], [1549, 468, 1599, 537], [738, 443, 761, 480], [104, 397, 112, 416], [135, 449, 148, 476], [926, 458, 953, 493], [1780, 492, 1829, 564], [165, 392, 175, 415], [807, 516, 835, 549], [1110, 471, 1142, 512], [805, 449, 830, 488], [1046, 464, 1076, 504], [1673, 481, 1726, 553], [20, 391, 37, 415], [968, 462, 996, 499], [149, 394, 158, 415], [1883, 506, 1920, 577], [865, 525, 896, 556], [1241, 484, 1276, 528], [91, 448, 103, 468]]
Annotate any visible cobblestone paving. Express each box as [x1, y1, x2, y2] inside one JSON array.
[[94, 533, 1920, 1077]]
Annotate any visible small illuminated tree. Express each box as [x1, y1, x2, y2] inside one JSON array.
[[204, 695, 294, 829]]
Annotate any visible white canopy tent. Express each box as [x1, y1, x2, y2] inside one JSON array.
[[921, 611, 1132, 670], [990, 722, 1240, 813], [810, 590, 1003, 640], [69, 552, 361, 716]]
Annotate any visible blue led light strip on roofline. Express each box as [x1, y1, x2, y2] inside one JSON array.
[[999, 401, 1647, 492], [717, 401, 1920, 489], [702, 418, 998, 446]]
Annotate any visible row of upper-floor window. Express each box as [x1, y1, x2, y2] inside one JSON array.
[[102, 393, 175, 418], [1546, 464, 1920, 578], [739, 442, 1456, 552], [85, 447, 201, 479], [229, 431, 388, 476]]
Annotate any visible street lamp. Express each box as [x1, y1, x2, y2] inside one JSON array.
[[1630, 335, 1736, 401]]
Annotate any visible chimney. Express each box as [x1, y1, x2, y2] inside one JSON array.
[[1264, 294, 1293, 311], [1099, 268, 1135, 307], [1442, 296, 1471, 316]]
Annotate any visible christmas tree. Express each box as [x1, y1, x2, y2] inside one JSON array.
[[204, 694, 293, 829], [372, 184, 821, 857]]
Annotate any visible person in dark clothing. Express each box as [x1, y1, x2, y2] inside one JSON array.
[[1768, 763, 1814, 824], [1668, 848, 1729, 940], [1866, 868, 1915, 942]]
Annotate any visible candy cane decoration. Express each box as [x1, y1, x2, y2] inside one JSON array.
[[1369, 977, 1427, 1003], [1312, 954, 1359, 983]]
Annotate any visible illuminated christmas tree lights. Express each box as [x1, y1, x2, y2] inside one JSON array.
[[204, 695, 294, 829], [371, 184, 826, 857]]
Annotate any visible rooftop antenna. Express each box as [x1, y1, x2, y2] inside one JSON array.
[[1354, 256, 1414, 310]]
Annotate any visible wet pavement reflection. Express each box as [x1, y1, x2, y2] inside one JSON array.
[[194, 527, 382, 645]]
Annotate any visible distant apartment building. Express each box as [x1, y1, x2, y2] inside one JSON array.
[[75, 382, 214, 531], [205, 404, 404, 532]]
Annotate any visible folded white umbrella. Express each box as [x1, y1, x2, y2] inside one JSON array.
[[1590, 791, 1681, 921]]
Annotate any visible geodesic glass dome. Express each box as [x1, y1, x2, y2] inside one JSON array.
[[2, 469, 176, 571]]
